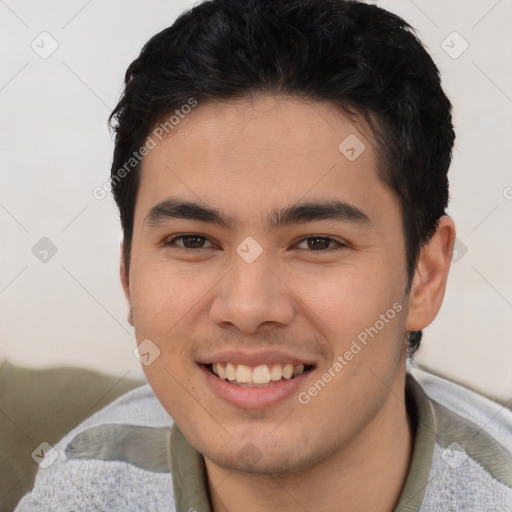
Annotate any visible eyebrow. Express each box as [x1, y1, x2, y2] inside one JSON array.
[[145, 197, 371, 231]]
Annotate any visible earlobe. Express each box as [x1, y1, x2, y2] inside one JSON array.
[[120, 241, 134, 327], [405, 216, 456, 332]]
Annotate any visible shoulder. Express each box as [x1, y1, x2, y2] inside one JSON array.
[[68, 382, 173, 430], [409, 366, 512, 512], [410, 366, 512, 449], [14, 385, 177, 512]]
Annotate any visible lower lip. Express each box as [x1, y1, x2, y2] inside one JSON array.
[[199, 364, 311, 410]]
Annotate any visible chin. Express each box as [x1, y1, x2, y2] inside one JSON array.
[[202, 436, 324, 477]]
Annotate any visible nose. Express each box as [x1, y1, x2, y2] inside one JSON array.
[[209, 255, 295, 334]]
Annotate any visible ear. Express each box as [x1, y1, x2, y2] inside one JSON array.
[[406, 215, 456, 332], [120, 241, 134, 326]]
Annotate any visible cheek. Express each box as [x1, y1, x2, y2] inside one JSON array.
[[130, 262, 204, 336], [293, 263, 407, 385], [128, 266, 201, 395], [293, 264, 400, 328], [129, 265, 203, 408]]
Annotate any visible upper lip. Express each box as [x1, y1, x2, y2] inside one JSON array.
[[196, 350, 316, 367]]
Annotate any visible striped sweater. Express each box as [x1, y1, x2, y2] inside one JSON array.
[[14, 367, 512, 511]]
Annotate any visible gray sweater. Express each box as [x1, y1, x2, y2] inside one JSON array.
[[14, 367, 512, 511]]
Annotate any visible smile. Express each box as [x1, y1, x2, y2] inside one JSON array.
[[200, 360, 315, 409], [207, 362, 312, 386]]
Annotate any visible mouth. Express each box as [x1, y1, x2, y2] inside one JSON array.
[[204, 362, 315, 387], [199, 360, 316, 409]]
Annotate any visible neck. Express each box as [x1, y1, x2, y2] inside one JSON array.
[[205, 371, 413, 512]]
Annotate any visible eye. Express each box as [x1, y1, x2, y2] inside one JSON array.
[[165, 234, 215, 249], [164, 234, 346, 252], [295, 236, 345, 251]]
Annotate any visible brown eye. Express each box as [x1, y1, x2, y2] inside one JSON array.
[[296, 237, 344, 251], [307, 237, 330, 250], [166, 235, 212, 249]]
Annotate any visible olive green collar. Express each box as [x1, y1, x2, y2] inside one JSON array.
[[170, 424, 212, 511]]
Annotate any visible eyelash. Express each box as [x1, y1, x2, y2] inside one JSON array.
[[164, 234, 346, 252]]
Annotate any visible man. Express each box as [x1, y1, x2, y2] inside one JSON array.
[[15, 0, 512, 511]]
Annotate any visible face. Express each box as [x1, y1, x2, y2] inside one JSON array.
[[123, 95, 412, 474]]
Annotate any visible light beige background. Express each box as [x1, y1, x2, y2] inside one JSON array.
[[1, 0, 511, 402]]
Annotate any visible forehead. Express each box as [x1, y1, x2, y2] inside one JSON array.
[[136, 95, 396, 229], [146, 95, 375, 166]]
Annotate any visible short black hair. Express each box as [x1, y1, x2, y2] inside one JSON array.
[[109, 0, 455, 356]]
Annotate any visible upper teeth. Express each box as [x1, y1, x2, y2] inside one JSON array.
[[212, 363, 305, 384]]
